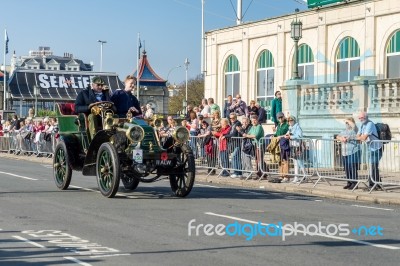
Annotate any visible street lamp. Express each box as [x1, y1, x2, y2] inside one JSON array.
[[290, 8, 302, 80], [166, 65, 182, 83], [97, 40, 107, 72], [33, 85, 39, 117], [184, 58, 190, 111]]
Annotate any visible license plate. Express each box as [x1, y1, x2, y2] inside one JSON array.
[[132, 149, 143, 163], [156, 160, 172, 166]]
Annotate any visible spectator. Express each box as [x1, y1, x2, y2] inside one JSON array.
[[200, 98, 211, 118], [187, 110, 199, 157], [271, 91, 282, 127], [243, 115, 265, 179], [356, 111, 383, 191], [230, 94, 248, 120], [255, 103, 267, 124], [10, 115, 20, 131], [213, 118, 231, 177], [223, 95, 233, 118], [185, 105, 193, 121], [285, 115, 306, 183], [144, 103, 154, 119], [274, 112, 290, 182], [247, 100, 258, 117], [199, 120, 216, 175], [337, 117, 360, 190], [208, 98, 220, 115], [224, 113, 242, 178], [210, 110, 222, 133], [237, 117, 253, 179]]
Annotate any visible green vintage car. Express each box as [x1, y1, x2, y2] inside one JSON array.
[[52, 102, 195, 198]]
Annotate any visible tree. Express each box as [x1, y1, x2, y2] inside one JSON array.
[[168, 75, 204, 114]]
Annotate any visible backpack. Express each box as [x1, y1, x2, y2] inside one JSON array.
[[374, 123, 392, 144]]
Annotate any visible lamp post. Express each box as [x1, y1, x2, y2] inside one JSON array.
[[184, 58, 190, 111], [166, 65, 182, 84], [290, 9, 302, 80], [33, 85, 39, 117], [97, 40, 107, 72]]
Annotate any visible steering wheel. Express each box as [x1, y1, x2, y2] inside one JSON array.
[[89, 101, 114, 115]]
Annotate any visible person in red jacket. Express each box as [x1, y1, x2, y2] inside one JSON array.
[[212, 118, 231, 177]]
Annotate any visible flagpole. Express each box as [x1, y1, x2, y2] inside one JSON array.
[[136, 33, 140, 101], [3, 29, 6, 110]]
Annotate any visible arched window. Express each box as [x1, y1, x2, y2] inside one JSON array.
[[224, 55, 240, 97], [298, 44, 314, 84], [387, 30, 400, 78], [256, 50, 274, 102], [336, 37, 360, 82]]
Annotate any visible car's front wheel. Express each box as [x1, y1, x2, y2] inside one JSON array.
[[53, 141, 72, 190], [169, 148, 195, 197], [96, 143, 120, 198]]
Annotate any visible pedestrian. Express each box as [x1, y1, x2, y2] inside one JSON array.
[[271, 91, 282, 128], [111, 75, 142, 118], [356, 112, 383, 191], [337, 117, 360, 190]]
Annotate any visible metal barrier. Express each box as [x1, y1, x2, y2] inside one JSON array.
[[367, 140, 400, 193], [36, 132, 55, 157], [313, 139, 369, 191], [0, 135, 11, 152], [192, 135, 220, 175], [258, 137, 315, 184]]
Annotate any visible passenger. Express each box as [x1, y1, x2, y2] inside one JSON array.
[[337, 117, 360, 190], [111, 75, 142, 118]]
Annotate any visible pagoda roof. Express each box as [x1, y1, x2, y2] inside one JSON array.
[[133, 50, 166, 87]]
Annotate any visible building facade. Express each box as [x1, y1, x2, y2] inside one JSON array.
[[204, 0, 400, 138]]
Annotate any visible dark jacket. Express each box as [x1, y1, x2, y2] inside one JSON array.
[[75, 87, 112, 114], [225, 120, 242, 138], [258, 107, 266, 124], [111, 89, 142, 118], [224, 101, 233, 118]]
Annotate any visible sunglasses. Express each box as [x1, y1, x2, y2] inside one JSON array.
[[278, 116, 284, 119], [288, 119, 294, 122]]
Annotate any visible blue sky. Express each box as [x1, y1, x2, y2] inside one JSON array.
[[1, 0, 307, 85]]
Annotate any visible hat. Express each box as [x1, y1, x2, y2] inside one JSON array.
[[276, 112, 285, 119], [92, 76, 105, 85]]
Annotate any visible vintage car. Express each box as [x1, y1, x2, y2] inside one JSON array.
[[52, 101, 195, 198]]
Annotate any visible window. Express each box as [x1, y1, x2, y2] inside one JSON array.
[[298, 44, 314, 84], [224, 55, 240, 97], [256, 50, 275, 120], [336, 37, 360, 82], [387, 30, 400, 78]]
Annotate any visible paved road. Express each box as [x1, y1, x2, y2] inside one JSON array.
[[1, 157, 400, 266]]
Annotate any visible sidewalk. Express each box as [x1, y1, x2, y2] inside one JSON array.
[[1, 152, 400, 206]]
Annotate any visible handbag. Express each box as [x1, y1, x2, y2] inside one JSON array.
[[242, 138, 254, 155]]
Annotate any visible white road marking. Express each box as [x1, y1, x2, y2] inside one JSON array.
[[195, 184, 220, 188], [205, 212, 400, 250], [90, 253, 130, 258], [70, 185, 139, 199], [0, 171, 38, 181], [239, 190, 265, 195], [13, 235, 46, 248], [64, 256, 92, 266], [315, 200, 323, 202], [351, 205, 394, 211]]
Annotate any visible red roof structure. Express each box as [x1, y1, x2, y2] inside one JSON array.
[[133, 50, 166, 86]]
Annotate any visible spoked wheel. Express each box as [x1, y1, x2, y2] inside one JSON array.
[[169, 149, 195, 197], [96, 143, 121, 198], [53, 141, 72, 190], [121, 174, 140, 190]]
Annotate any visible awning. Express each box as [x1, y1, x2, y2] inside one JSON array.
[[8, 70, 124, 101]]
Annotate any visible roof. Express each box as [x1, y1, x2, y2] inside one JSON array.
[[8, 69, 123, 100], [133, 50, 167, 87], [20, 55, 92, 71]]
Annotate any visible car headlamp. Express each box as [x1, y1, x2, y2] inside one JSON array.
[[173, 126, 189, 144], [126, 125, 145, 143]]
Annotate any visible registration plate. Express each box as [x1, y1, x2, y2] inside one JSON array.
[[156, 160, 172, 166], [132, 149, 143, 163]]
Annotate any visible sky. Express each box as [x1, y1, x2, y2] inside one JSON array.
[[1, 0, 308, 85]]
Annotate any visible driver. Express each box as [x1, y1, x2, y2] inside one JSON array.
[[75, 76, 113, 138]]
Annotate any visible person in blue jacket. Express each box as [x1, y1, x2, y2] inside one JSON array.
[[111, 75, 142, 118]]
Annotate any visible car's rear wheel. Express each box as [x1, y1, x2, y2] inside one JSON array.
[[96, 143, 120, 198], [53, 141, 72, 190], [169, 149, 195, 197], [121, 175, 140, 190]]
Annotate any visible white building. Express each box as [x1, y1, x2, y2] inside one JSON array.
[[204, 0, 400, 138]]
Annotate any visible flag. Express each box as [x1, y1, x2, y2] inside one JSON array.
[[5, 30, 9, 54], [138, 37, 142, 59]]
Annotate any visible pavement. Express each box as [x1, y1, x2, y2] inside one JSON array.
[[1, 151, 400, 206]]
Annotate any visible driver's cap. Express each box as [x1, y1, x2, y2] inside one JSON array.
[[92, 76, 105, 85]]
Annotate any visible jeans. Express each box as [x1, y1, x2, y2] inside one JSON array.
[[231, 146, 242, 175], [369, 148, 383, 186], [220, 150, 229, 175], [189, 132, 198, 158], [342, 154, 358, 182]]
